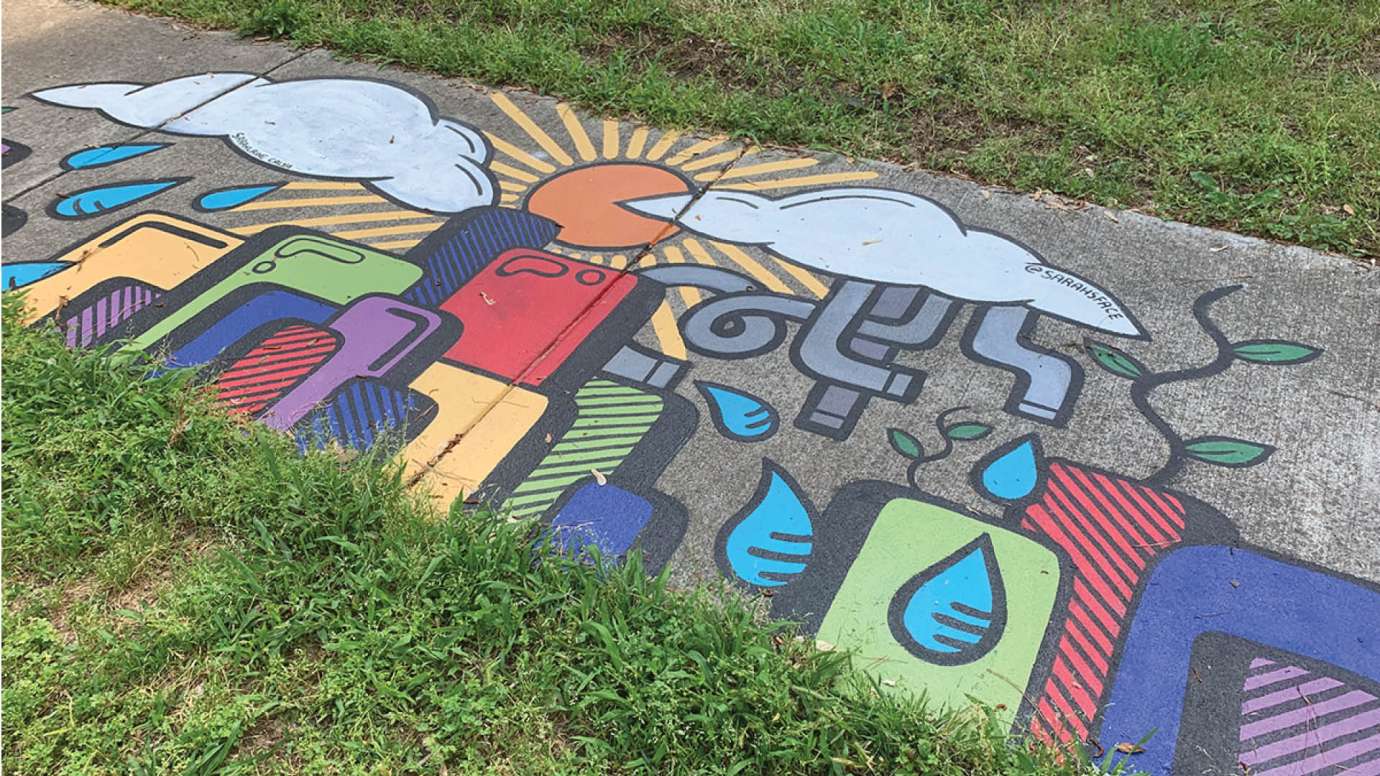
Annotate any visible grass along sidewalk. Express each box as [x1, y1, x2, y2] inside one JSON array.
[[98, 0, 1379, 258], [0, 294, 1119, 774]]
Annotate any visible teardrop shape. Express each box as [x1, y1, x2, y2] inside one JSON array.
[[979, 435, 1040, 501], [3, 261, 68, 290], [718, 460, 813, 587], [196, 183, 286, 212], [888, 534, 1006, 664], [51, 179, 186, 219], [696, 380, 779, 442], [61, 143, 168, 170]]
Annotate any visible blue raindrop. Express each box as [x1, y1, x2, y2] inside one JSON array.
[[197, 183, 284, 211], [722, 461, 813, 587], [52, 180, 184, 218], [62, 144, 168, 170], [696, 381, 779, 442], [891, 535, 1004, 663], [980, 436, 1039, 500], [3, 261, 68, 290]]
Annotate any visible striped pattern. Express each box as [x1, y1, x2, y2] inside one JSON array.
[[1019, 461, 1187, 745], [211, 324, 338, 417], [1238, 657, 1380, 775], [294, 380, 422, 455], [63, 284, 160, 348], [503, 379, 662, 518], [403, 209, 560, 307]]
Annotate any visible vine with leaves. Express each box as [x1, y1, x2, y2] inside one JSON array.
[[1084, 284, 1321, 483], [887, 406, 993, 490]]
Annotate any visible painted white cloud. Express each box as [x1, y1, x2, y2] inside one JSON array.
[[627, 188, 1143, 337], [32, 73, 496, 213]]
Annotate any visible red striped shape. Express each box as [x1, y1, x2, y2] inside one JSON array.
[[1022, 462, 1187, 744], [211, 324, 338, 417]]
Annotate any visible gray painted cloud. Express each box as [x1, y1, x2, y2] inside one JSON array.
[[32, 73, 496, 213], [628, 188, 1143, 337]]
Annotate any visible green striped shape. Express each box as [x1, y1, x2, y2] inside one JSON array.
[[505, 379, 662, 517]]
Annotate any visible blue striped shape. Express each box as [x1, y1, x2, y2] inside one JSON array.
[[403, 208, 560, 306], [294, 380, 420, 454]]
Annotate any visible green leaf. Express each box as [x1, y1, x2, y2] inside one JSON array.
[[887, 428, 922, 459], [1233, 340, 1321, 365], [1183, 437, 1273, 467], [1085, 340, 1146, 379], [944, 422, 993, 441]]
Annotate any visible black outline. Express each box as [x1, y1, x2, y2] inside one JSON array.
[[2, 138, 32, 169], [2, 204, 29, 238]]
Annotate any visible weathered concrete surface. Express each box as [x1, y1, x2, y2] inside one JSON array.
[[4, 2, 1378, 773]]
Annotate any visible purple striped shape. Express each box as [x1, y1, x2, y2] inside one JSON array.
[[64, 286, 157, 347], [1241, 708, 1380, 766], [1239, 658, 1380, 775], [1244, 678, 1346, 715], [1252, 733, 1380, 776]]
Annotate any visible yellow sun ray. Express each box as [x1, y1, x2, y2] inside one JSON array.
[[644, 131, 682, 161], [483, 132, 557, 174], [281, 181, 366, 191], [501, 194, 521, 204], [662, 245, 702, 308], [499, 180, 529, 193], [333, 222, 445, 240], [371, 238, 423, 251], [491, 162, 539, 183], [704, 157, 819, 182], [680, 238, 719, 267], [711, 241, 792, 294], [489, 92, 575, 166], [557, 103, 597, 162], [680, 149, 743, 173], [625, 128, 650, 159], [649, 301, 687, 359], [771, 258, 829, 298], [230, 210, 435, 235], [602, 120, 620, 159], [718, 170, 879, 192], [665, 136, 728, 166], [232, 194, 387, 212]]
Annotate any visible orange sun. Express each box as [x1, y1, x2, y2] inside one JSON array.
[[525, 162, 692, 250]]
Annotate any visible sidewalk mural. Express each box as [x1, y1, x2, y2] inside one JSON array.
[[7, 71, 1378, 773]]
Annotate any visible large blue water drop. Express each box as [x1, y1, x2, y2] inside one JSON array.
[[696, 380, 779, 442], [51, 179, 185, 218], [720, 460, 813, 587], [889, 534, 1005, 664], [979, 435, 1040, 501], [197, 183, 285, 212], [3, 261, 68, 290], [62, 144, 168, 170]]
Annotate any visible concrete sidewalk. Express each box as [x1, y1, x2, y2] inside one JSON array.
[[4, 0, 1378, 771]]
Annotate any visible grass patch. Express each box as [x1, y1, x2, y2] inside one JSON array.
[[0, 293, 1116, 773], [94, 0, 1378, 257]]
